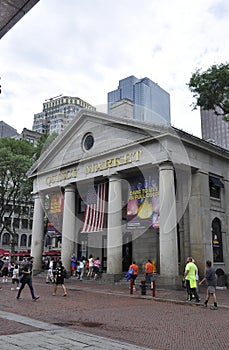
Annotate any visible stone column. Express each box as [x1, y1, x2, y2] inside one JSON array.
[[61, 185, 76, 272], [159, 162, 179, 278], [107, 174, 123, 277], [223, 179, 229, 271], [189, 170, 211, 276], [31, 192, 44, 272]]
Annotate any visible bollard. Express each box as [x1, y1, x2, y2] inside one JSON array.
[[151, 280, 156, 297], [140, 279, 147, 295], [130, 278, 133, 295]]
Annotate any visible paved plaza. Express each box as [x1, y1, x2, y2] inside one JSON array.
[[0, 276, 228, 349]]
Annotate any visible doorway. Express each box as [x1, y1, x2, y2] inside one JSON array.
[[122, 233, 132, 271]]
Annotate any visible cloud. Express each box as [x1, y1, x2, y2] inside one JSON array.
[[0, 0, 228, 135]]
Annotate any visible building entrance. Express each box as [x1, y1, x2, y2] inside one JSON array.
[[122, 234, 132, 271]]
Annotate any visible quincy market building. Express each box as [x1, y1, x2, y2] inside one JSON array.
[[28, 110, 229, 288]]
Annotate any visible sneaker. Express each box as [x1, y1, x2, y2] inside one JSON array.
[[63, 293, 67, 297], [16, 287, 20, 290], [32, 296, 40, 301], [210, 305, 218, 310], [195, 299, 201, 303], [16, 297, 22, 300]]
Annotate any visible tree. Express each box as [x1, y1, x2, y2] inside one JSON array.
[[0, 138, 35, 255], [188, 63, 229, 120]]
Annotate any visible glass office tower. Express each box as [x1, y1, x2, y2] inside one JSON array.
[[108, 76, 171, 125]]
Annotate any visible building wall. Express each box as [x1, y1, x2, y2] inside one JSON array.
[[201, 109, 229, 150], [29, 111, 229, 287]]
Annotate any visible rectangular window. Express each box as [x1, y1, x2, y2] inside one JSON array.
[[209, 176, 224, 199], [13, 218, 20, 228], [21, 219, 28, 229]]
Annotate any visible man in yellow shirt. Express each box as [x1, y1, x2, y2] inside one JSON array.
[[184, 257, 200, 302]]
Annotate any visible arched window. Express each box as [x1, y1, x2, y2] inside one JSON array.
[[212, 218, 223, 262], [2, 232, 10, 245], [20, 234, 27, 247]]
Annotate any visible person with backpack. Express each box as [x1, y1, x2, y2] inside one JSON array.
[[128, 261, 139, 291], [53, 260, 67, 296]]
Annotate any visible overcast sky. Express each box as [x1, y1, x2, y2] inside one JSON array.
[[0, 0, 228, 136]]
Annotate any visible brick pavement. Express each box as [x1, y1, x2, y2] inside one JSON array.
[[0, 276, 228, 349]]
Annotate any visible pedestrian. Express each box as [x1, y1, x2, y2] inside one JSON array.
[[16, 256, 39, 301], [78, 257, 85, 281], [145, 259, 153, 289], [192, 258, 199, 295], [1, 257, 9, 283], [46, 257, 54, 283], [199, 260, 218, 310], [93, 257, 101, 280], [183, 257, 200, 302], [11, 264, 20, 290], [87, 254, 94, 278], [53, 260, 67, 296], [71, 254, 77, 276], [128, 261, 138, 291]]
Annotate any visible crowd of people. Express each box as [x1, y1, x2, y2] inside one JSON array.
[[70, 254, 102, 280], [1, 253, 219, 309], [0, 255, 39, 300], [126, 256, 218, 310], [126, 259, 156, 293]]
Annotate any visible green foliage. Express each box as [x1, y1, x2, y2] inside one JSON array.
[[188, 63, 229, 120], [0, 138, 34, 236]]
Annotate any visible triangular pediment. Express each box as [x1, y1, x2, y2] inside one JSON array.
[[28, 110, 170, 177]]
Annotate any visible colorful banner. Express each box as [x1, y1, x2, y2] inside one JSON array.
[[47, 192, 64, 234], [127, 171, 159, 230]]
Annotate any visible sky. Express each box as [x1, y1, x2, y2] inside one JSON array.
[[0, 0, 229, 137]]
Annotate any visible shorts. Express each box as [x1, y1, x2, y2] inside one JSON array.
[[208, 286, 216, 294], [71, 265, 76, 271]]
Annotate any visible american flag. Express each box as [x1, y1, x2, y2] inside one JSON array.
[[81, 183, 107, 233]]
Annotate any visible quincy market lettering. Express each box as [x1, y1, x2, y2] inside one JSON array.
[[46, 168, 77, 186], [45, 150, 143, 186], [86, 150, 143, 174]]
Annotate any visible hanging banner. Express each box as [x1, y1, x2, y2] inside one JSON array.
[[47, 192, 64, 234], [126, 171, 159, 230]]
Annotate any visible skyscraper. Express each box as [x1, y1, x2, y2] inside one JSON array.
[[108, 76, 171, 125], [201, 109, 229, 150], [0, 121, 18, 138], [33, 95, 96, 135]]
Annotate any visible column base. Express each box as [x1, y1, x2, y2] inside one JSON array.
[[155, 275, 182, 290], [102, 273, 123, 284]]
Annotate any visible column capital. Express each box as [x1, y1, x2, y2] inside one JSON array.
[[63, 184, 76, 193], [159, 161, 174, 171], [108, 173, 122, 182], [32, 191, 45, 201]]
